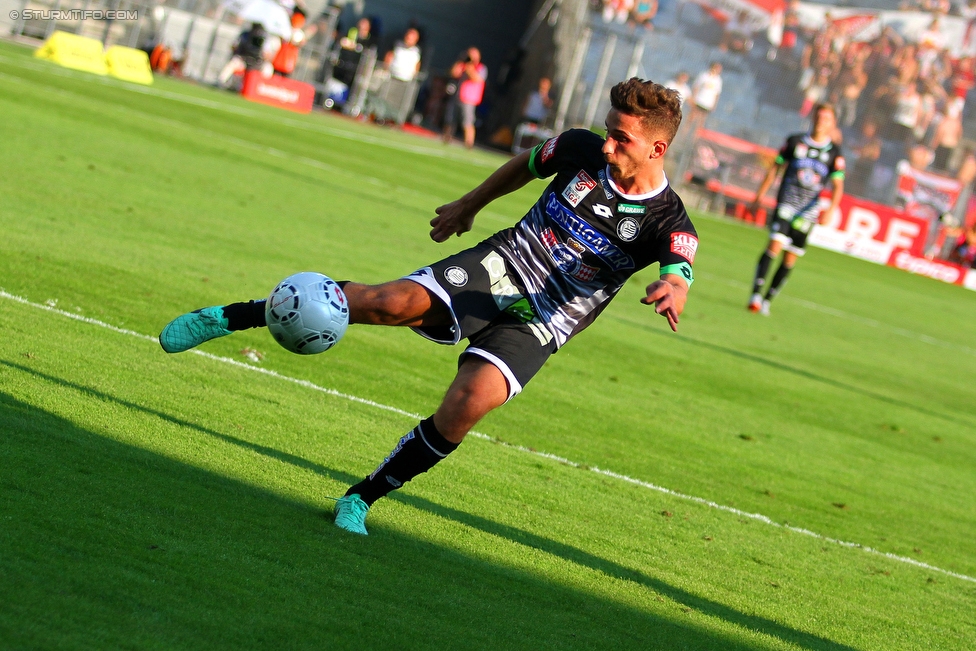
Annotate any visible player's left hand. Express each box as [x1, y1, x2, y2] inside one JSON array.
[[641, 280, 681, 332], [430, 199, 477, 242]]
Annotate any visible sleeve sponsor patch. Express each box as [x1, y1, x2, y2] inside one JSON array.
[[834, 156, 846, 171], [540, 136, 559, 163], [670, 232, 698, 263]]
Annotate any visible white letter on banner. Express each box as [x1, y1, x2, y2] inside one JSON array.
[[845, 206, 881, 241], [885, 219, 922, 251]]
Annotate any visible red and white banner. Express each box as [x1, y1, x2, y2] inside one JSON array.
[[895, 162, 963, 224], [693, 0, 786, 29], [241, 71, 315, 114]]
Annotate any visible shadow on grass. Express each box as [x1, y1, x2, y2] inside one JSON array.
[[2, 360, 856, 651], [608, 313, 971, 427]]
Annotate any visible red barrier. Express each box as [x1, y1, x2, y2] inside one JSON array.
[[241, 71, 315, 114]]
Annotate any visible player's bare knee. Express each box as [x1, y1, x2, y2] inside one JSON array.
[[348, 282, 417, 325]]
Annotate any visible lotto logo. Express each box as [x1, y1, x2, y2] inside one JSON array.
[[670, 233, 698, 263], [541, 137, 559, 163]]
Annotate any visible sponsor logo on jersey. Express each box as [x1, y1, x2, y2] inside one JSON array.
[[597, 169, 615, 199], [616, 217, 640, 242], [541, 136, 558, 163], [834, 156, 845, 171], [670, 232, 698, 263], [593, 204, 614, 219], [562, 170, 597, 207], [545, 193, 635, 271], [797, 168, 822, 189], [617, 203, 646, 215], [444, 266, 468, 287], [567, 238, 587, 254], [795, 143, 808, 159], [808, 148, 820, 159], [539, 228, 600, 282]]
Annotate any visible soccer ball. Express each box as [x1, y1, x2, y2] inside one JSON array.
[[265, 272, 349, 355]]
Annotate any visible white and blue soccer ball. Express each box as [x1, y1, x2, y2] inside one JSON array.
[[265, 272, 349, 355]]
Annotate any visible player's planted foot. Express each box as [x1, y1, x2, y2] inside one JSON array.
[[334, 494, 370, 535], [760, 299, 771, 316], [159, 306, 232, 353], [748, 293, 763, 313]]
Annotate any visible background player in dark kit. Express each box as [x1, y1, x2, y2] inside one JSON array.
[[748, 104, 845, 315], [159, 79, 698, 535]]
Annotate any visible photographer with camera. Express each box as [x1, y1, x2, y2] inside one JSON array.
[[442, 47, 487, 149]]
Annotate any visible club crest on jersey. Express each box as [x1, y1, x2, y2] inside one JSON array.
[[670, 232, 698, 263], [541, 136, 558, 163], [444, 266, 468, 287], [616, 218, 640, 242], [540, 228, 598, 282], [597, 169, 615, 200], [562, 170, 597, 207], [794, 143, 808, 159]]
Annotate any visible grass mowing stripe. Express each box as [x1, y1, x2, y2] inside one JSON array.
[[695, 271, 976, 357], [0, 67, 521, 230], [4, 288, 973, 586], [0, 53, 500, 168]]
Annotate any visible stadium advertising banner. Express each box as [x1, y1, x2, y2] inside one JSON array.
[[241, 71, 315, 113], [811, 194, 929, 263], [686, 130, 779, 206], [692, 0, 785, 28], [811, 195, 976, 290]]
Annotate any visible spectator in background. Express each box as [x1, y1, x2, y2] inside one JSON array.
[[521, 77, 553, 125], [831, 55, 867, 129], [665, 71, 691, 107], [384, 27, 422, 82], [847, 121, 882, 198], [443, 47, 487, 149], [800, 67, 830, 118], [333, 16, 376, 88], [720, 10, 754, 53], [629, 0, 658, 32], [930, 105, 963, 173], [890, 82, 922, 149], [602, 0, 634, 24], [688, 62, 723, 135], [272, 8, 317, 78]]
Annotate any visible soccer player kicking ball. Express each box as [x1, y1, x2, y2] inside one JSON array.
[[159, 79, 698, 535], [748, 103, 844, 315]]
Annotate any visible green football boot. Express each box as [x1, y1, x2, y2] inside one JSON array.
[[333, 494, 370, 535], [159, 306, 232, 353]]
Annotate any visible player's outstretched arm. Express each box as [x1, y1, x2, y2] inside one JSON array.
[[751, 162, 782, 212], [430, 149, 536, 242], [641, 275, 689, 333]]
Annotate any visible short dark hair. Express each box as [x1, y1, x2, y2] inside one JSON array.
[[812, 102, 836, 117], [609, 78, 682, 144]]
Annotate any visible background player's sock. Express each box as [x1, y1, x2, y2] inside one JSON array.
[[766, 264, 793, 300], [752, 250, 774, 293], [347, 417, 459, 505], [223, 300, 266, 330]]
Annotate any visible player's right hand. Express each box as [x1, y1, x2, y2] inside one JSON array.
[[430, 200, 476, 242]]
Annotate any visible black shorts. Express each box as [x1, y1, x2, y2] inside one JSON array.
[[404, 243, 557, 401], [769, 209, 815, 255]]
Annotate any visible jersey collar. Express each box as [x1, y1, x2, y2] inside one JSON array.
[[603, 165, 669, 201], [803, 134, 832, 149]]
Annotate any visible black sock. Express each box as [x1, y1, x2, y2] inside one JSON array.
[[222, 300, 266, 330], [766, 263, 792, 299], [347, 417, 459, 506], [752, 251, 774, 294]]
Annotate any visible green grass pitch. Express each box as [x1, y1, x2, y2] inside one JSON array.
[[1, 40, 974, 650]]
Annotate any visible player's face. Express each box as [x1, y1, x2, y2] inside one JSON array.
[[603, 109, 664, 180], [812, 107, 836, 136]]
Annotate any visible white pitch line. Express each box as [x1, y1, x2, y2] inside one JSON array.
[[2, 289, 973, 584]]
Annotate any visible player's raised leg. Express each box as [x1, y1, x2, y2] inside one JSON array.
[[159, 279, 450, 353], [334, 357, 509, 535]]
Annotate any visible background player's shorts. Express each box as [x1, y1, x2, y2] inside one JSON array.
[[404, 242, 557, 401], [769, 208, 816, 255], [460, 102, 477, 128]]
